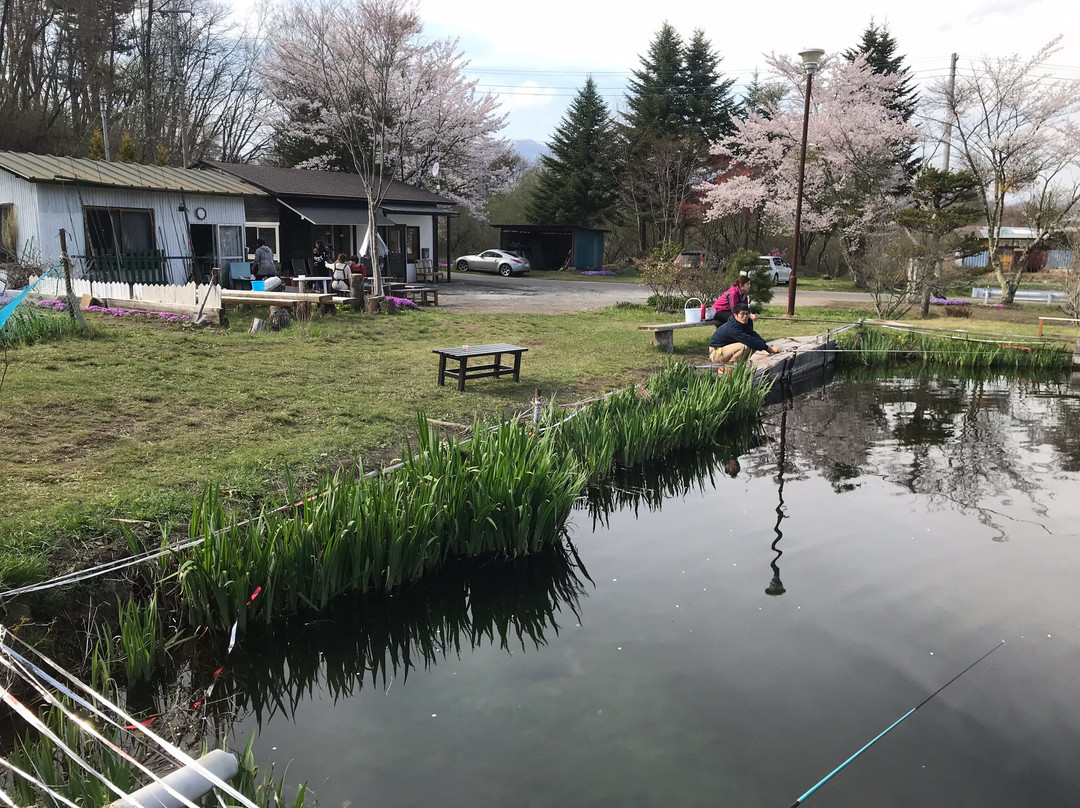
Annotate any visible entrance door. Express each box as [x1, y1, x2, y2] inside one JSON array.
[[189, 224, 215, 283], [385, 226, 406, 279]]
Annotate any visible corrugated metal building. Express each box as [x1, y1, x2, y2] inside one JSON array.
[[0, 152, 262, 284], [493, 224, 606, 270]]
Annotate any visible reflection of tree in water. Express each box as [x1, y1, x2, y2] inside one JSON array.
[[757, 367, 1080, 541], [189, 544, 591, 726], [580, 426, 766, 528]]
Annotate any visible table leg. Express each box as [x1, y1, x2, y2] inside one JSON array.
[[298, 280, 308, 295], [494, 353, 503, 377], [457, 357, 467, 392], [512, 351, 522, 382], [438, 354, 447, 386]]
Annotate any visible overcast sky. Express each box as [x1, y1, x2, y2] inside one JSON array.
[[416, 0, 1080, 143], [232, 0, 1080, 145]]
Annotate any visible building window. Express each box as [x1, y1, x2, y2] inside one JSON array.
[[85, 207, 155, 254], [245, 225, 279, 259], [406, 226, 420, 263]]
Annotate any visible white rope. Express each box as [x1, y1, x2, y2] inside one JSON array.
[[0, 647, 206, 808], [0, 682, 144, 808], [4, 631, 262, 808], [0, 758, 74, 808]]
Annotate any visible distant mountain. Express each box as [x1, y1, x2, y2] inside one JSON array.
[[513, 139, 550, 163]]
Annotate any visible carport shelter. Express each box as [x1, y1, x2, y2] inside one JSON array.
[[493, 225, 606, 271]]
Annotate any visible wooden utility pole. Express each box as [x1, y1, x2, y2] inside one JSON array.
[[58, 229, 89, 332]]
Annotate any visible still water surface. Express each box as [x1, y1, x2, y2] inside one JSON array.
[[226, 370, 1080, 807]]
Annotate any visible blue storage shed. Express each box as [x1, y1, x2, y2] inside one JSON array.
[[494, 224, 606, 271]]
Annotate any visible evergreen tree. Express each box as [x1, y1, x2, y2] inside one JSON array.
[[116, 132, 136, 163], [845, 20, 918, 180], [624, 23, 687, 138], [528, 78, 619, 227], [88, 130, 106, 160], [844, 20, 917, 123], [741, 70, 785, 119], [683, 30, 738, 141]]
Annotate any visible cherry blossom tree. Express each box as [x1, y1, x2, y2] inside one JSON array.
[[925, 38, 1080, 304], [265, 0, 512, 292], [698, 55, 917, 279]]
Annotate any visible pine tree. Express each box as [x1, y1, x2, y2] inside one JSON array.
[[845, 20, 918, 180], [624, 23, 687, 139], [528, 78, 619, 227], [88, 130, 106, 160], [116, 132, 136, 163], [683, 30, 737, 141]]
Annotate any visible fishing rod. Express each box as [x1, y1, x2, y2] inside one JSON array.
[[788, 640, 1005, 808]]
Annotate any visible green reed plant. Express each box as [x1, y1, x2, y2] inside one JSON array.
[[180, 416, 588, 632], [543, 361, 768, 478], [836, 326, 1070, 370], [116, 593, 187, 684], [0, 303, 88, 347]]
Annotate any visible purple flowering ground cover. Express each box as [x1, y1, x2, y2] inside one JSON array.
[[35, 298, 190, 323]]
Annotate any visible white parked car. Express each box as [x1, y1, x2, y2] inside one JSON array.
[[757, 256, 792, 285], [454, 249, 530, 277]]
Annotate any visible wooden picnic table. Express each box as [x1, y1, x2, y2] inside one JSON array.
[[433, 343, 527, 391]]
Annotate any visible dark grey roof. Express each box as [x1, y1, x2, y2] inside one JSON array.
[[0, 152, 264, 196], [278, 199, 397, 227], [202, 161, 454, 206]]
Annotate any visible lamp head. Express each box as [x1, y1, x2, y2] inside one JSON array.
[[799, 47, 826, 75]]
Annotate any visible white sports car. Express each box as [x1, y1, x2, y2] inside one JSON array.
[[454, 249, 530, 276]]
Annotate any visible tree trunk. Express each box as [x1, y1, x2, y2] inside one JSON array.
[[268, 306, 290, 330]]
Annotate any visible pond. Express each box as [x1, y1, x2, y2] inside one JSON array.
[[219, 368, 1080, 807]]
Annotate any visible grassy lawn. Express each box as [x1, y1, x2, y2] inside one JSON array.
[[2, 299, 1071, 581]]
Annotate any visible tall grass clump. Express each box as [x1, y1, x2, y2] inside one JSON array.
[[115, 593, 186, 684], [180, 417, 587, 631], [0, 302, 87, 347], [836, 326, 1071, 370], [543, 361, 768, 479]]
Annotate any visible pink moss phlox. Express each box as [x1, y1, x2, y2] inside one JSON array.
[[385, 295, 420, 310], [35, 298, 189, 322]]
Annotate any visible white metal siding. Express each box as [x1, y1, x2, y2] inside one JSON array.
[[0, 173, 42, 260], [35, 185, 246, 283]]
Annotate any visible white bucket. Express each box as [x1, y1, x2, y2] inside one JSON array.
[[684, 297, 703, 323]]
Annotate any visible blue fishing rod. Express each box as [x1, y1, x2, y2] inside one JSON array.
[[788, 640, 1005, 807]]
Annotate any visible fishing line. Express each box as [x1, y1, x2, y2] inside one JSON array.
[[788, 640, 1006, 807]]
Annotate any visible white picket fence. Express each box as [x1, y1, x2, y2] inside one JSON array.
[[29, 277, 221, 308]]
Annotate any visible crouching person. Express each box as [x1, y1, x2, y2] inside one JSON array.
[[708, 303, 781, 368]]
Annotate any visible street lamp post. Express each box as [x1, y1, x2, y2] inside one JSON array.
[[786, 47, 825, 317]]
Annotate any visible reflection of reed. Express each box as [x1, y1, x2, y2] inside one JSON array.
[[581, 424, 766, 528], [204, 543, 591, 725]]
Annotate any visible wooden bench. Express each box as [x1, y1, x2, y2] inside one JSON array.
[[391, 284, 439, 306], [221, 290, 332, 320], [433, 343, 527, 391], [638, 319, 716, 352]]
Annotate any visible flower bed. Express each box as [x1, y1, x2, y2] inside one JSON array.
[[35, 298, 190, 323]]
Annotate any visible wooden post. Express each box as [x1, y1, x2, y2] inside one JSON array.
[[349, 272, 364, 312], [1073, 341, 1080, 370], [58, 229, 89, 332]]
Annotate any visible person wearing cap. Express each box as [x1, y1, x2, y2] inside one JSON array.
[[708, 302, 781, 366]]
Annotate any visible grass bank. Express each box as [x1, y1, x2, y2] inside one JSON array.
[[3, 299, 1063, 582]]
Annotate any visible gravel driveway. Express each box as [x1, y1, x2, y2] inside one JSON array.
[[432, 272, 874, 314]]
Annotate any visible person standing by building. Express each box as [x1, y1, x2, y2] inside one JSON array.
[[253, 239, 276, 277]]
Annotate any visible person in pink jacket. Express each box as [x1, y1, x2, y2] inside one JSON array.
[[711, 274, 755, 324]]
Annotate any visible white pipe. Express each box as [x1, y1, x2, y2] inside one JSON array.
[[106, 750, 239, 808]]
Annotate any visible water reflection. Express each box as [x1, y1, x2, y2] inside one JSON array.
[[748, 367, 1080, 542], [766, 407, 788, 597], [580, 426, 765, 528], [201, 544, 591, 725]]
